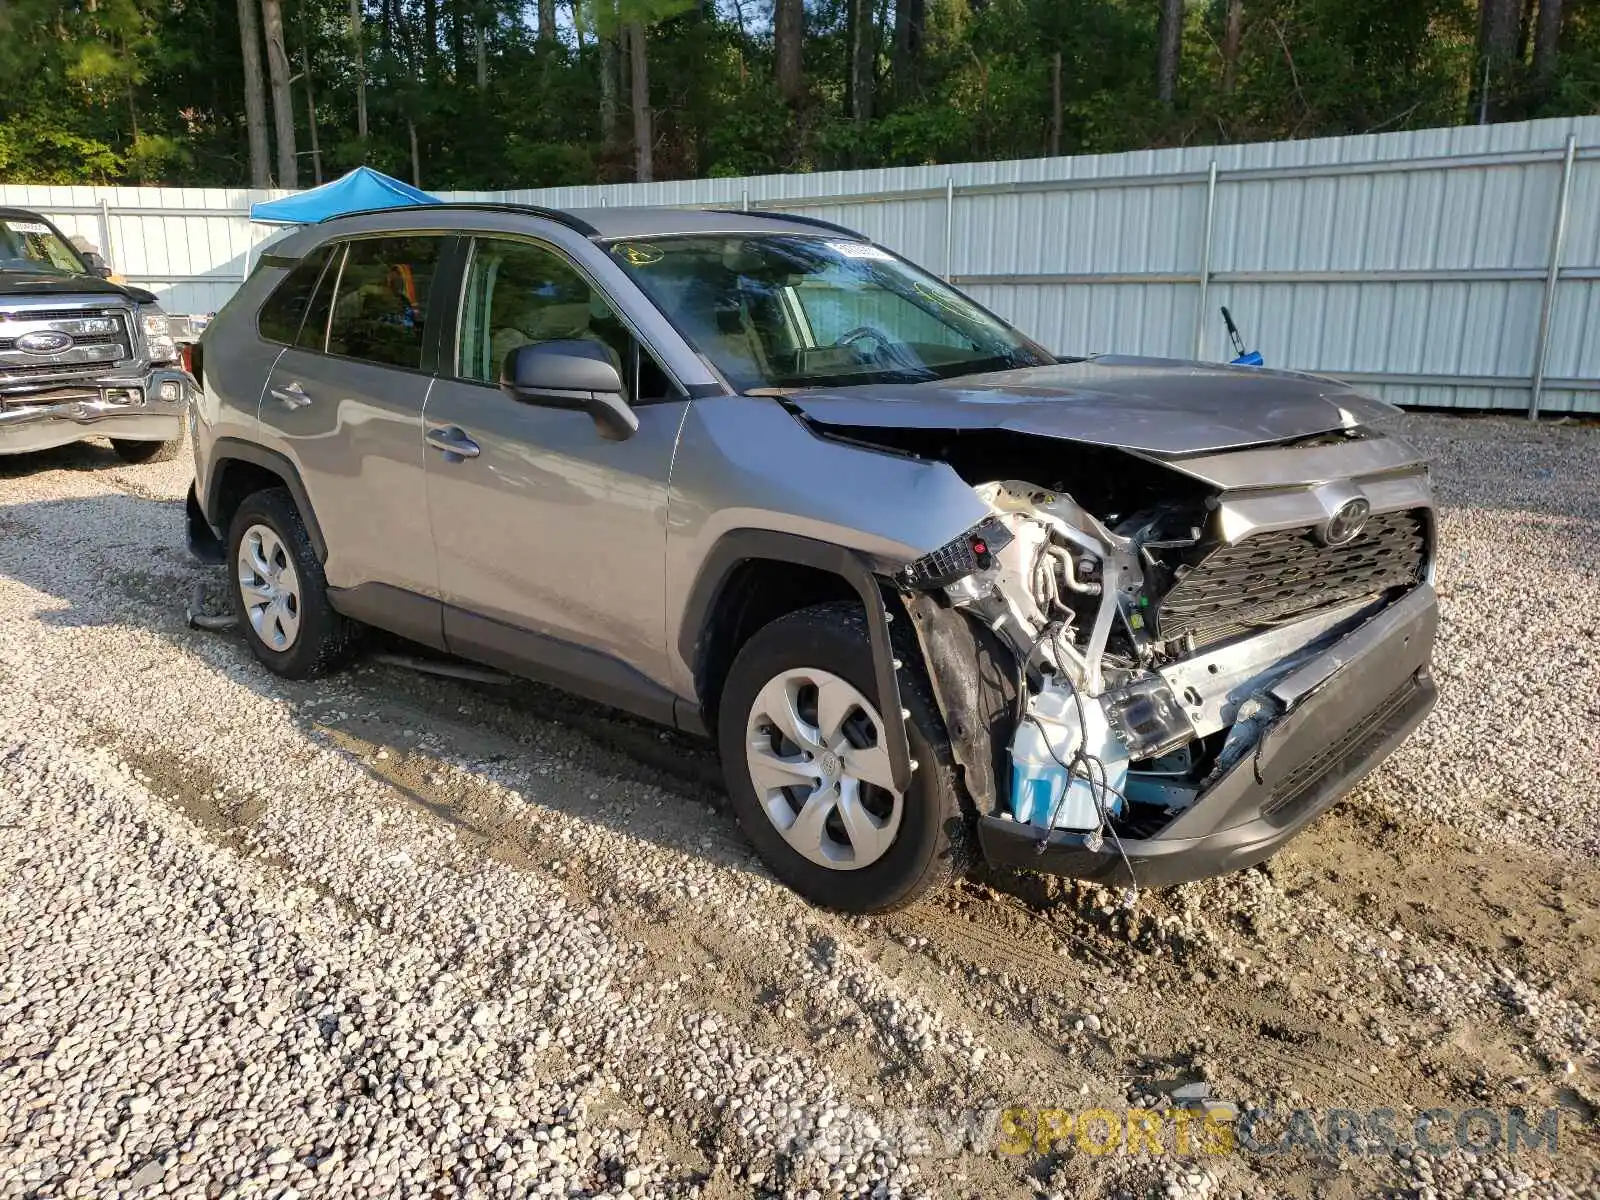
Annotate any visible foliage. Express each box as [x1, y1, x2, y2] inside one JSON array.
[[0, 0, 1593, 188]]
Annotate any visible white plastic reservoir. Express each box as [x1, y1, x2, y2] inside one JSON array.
[[1009, 684, 1129, 831]]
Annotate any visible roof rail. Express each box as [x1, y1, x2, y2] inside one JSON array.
[[704, 208, 866, 240], [316, 202, 600, 237]]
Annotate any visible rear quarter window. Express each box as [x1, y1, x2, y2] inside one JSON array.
[[256, 245, 334, 345]]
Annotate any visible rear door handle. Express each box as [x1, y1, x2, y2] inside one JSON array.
[[425, 425, 481, 460], [269, 381, 312, 409]]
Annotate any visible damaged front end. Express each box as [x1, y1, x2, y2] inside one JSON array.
[[886, 436, 1440, 890]]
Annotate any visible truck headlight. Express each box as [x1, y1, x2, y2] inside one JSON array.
[[140, 308, 179, 365]]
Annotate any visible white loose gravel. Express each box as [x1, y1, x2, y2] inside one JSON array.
[[1, 418, 1597, 1200]]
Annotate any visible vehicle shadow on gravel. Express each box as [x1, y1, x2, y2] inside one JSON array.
[[0, 488, 785, 893]]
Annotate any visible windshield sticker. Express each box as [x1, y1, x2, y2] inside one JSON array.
[[612, 242, 664, 267], [827, 241, 893, 261], [6, 221, 52, 235]]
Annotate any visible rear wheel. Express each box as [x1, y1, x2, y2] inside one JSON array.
[[227, 487, 358, 679], [111, 437, 183, 464], [718, 602, 967, 913]]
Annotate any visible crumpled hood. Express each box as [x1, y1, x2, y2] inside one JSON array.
[[785, 356, 1398, 457]]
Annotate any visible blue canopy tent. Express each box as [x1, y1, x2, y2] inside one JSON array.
[[248, 167, 438, 224]]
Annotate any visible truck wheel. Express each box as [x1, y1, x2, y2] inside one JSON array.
[[111, 437, 183, 464], [227, 487, 358, 679], [717, 602, 968, 913]]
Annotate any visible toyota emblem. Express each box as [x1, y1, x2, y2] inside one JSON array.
[[14, 330, 74, 355], [1319, 497, 1372, 546]]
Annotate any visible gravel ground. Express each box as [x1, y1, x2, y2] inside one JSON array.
[[1, 414, 1597, 1200]]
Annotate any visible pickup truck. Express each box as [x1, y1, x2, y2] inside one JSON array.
[[0, 206, 190, 462]]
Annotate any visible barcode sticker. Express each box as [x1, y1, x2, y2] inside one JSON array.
[[827, 241, 892, 261]]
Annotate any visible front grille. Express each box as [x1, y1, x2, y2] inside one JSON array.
[[0, 306, 135, 384], [1155, 509, 1428, 651]]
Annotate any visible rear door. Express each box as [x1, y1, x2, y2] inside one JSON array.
[[421, 233, 688, 713], [257, 234, 449, 644]]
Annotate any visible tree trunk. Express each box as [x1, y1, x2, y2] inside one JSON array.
[[475, 13, 487, 88], [408, 118, 421, 185], [628, 22, 651, 182], [538, 0, 556, 45], [891, 0, 923, 103], [449, 0, 467, 78], [1475, 0, 1521, 118], [237, 0, 271, 187], [1221, 0, 1243, 94], [600, 33, 619, 152], [775, 0, 803, 107], [350, 0, 368, 143], [260, 0, 298, 188], [846, 0, 874, 121], [301, 44, 323, 183], [422, 0, 439, 73], [569, 0, 585, 50], [1533, 0, 1562, 82], [1156, 0, 1183, 106], [1049, 50, 1061, 156]]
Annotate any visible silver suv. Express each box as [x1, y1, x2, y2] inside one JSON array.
[[188, 204, 1438, 913]]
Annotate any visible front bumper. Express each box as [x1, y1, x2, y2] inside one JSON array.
[[977, 583, 1439, 887], [0, 368, 190, 455]]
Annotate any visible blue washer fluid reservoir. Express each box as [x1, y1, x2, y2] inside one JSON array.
[[1009, 685, 1128, 830]]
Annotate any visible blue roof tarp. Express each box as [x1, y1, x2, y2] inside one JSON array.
[[249, 167, 439, 224]]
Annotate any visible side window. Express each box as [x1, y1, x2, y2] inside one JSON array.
[[257, 245, 333, 345], [458, 237, 676, 402], [325, 235, 444, 370]]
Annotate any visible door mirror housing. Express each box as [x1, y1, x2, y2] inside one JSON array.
[[81, 251, 114, 279], [500, 339, 638, 441]]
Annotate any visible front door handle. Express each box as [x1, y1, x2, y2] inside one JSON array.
[[425, 425, 481, 460], [269, 381, 312, 409]]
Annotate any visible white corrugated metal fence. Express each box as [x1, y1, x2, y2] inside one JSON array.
[[4, 115, 1597, 413]]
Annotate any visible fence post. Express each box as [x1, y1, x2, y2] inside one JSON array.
[[1192, 160, 1218, 360], [97, 199, 115, 270], [1529, 133, 1577, 420], [943, 177, 955, 281], [741, 188, 750, 212]]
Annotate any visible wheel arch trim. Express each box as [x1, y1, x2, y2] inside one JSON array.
[[203, 438, 328, 563], [677, 529, 912, 793]]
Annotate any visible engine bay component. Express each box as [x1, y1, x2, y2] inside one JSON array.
[[1098, 675, 1195, 760], [895, 516, 1015, 590], [1009, 680, 1127, 831]]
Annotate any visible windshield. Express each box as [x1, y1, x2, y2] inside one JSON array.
[[608, 234, 1052, 390], [0, 216, 87, 275]]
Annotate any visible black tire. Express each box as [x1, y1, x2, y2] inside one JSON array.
[[717, 602, 968, 913], [112, 437, 183, 464], [226, 487, 358, 679]]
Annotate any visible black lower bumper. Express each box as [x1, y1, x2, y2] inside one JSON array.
[[978, 584, 1439, 888]]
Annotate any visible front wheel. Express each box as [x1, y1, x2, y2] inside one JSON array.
[[717, 602, 967, 913]]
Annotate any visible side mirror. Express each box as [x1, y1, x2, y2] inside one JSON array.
[[500, 339, 638, 441], [81, 251, 114, 279]]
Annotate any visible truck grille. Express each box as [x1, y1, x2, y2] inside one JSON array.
[[0, 307, 135, 384], [1155, 509, 1428, 651]]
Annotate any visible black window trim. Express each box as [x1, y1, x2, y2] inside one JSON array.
[[447, 231, 689, 406]]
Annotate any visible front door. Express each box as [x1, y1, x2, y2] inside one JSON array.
[[422, 234, 687, 714], [257, 234, 447, 638]]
